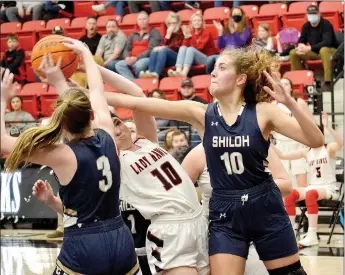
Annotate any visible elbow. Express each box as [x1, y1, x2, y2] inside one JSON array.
[[311, 134, 325, 148]]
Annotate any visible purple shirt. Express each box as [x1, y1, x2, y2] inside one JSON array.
[[217, 26, 251, 50]]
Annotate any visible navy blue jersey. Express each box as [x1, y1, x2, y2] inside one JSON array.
[[203, 102, 271, 191], [59, 129, 121, 227]]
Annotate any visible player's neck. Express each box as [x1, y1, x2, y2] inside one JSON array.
[[218, 95, 244, 115]]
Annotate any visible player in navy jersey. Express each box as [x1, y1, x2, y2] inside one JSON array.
[[0, 38, 139, 274], [99, 48, 324, 275]]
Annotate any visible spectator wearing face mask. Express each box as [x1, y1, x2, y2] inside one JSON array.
[[289, 5, 338, 92]]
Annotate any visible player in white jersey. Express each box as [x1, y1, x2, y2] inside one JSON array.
[[182, 143, 293, 275], [272, 78, 314, 188], [97, 66, 209, 275], [273, 112, 343, 247]]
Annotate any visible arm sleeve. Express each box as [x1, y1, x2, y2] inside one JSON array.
[[123, 33, 134, 58], [298, 23, 308, 44], [7, 50, 24, 72], [311, 22, 335, 52], [96, 36, 105, 52], [217, 35, 226, 50]]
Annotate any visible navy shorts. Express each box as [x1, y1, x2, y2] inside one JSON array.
[[208, 179, 298, 261], [54, 215, 139, 275]]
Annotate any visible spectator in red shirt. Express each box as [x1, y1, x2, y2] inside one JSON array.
[[140, 12, 184, 78], [168, 13, 218, 77]]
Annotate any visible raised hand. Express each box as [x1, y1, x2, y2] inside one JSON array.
[[1, 67, 16, 103], [38, 53, 65, 86], [32, 179, 54, 204], [213, 20, 223, 35], [62, 37, 89, 56], [263, 70, 292, 106]]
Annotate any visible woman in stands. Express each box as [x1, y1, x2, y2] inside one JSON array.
[[273, 111, 343, 247], [168, 12, 218, 77], [0, 38, 138, 274], [101, 48, 324, 275], [272, 78, 314, 190], [182, 143, 293, 275], [252, 23, 274, 52]]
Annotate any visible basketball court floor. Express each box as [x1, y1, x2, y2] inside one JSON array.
[[0, 224, 343, 275]]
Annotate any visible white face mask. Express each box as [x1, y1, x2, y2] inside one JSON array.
[[307, 14, 319, 24]]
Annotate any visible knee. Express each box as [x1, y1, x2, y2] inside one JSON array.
[[115, 60, 126, 70], [305, 189, 319, 203], [285, 189, 300, 207], [319, 47, 329, 57], [289, 49, 298, 57]]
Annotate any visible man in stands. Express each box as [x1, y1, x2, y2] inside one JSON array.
[[95, 19, 127, 72], [115, 11, 162, 81], [289, 5, 338, 92], [79, 17, 103, 61], [170, 130, 191, 164], [179, 78, 207, 104]]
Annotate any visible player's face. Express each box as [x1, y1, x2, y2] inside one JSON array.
[[210, 55, 240, 97], [113, 118, 134, 149], [280, 78, 293, 96], [137, 14, 149, 29], [124, 121, 138, 143], [86, 18, 97, 35], [172, 134, 188, 149], [11, 97, 22, 111]]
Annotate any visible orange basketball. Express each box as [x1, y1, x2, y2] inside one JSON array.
[[31, 35, 79, 79]]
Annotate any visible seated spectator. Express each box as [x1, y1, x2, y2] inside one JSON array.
[[0, 34, 25, 81], [79, 16, 103, 62], [0, 1, 16, 22], [170, 130, 191, 163], [43, 0, 65, 21], [5, 96, 35, 137], [52, 25, 64, 35], [128, 1, 161, 13], [168, 13, 218, 77], [140, 12, 184, 78], [276, 27, 299, 61], [206, 7, 251, 73], [180, 78, 207, 103], [6, 1, 44, 22], [95, 19, 127, 72], [289, 5, 338, 92], [162, 128, 179, 152], [115, 11, 162, 81], [92, 1, 128, 17], [252, 23, 274, 52]]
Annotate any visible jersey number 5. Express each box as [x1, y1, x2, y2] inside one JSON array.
[[221, 152, 244, 175], [316, 167, 321, 178], [151, 161, 182, 191], [97, 156, 113, 192]]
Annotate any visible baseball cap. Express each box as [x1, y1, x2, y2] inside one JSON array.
[[307, 5, 319, 14], [181, 78, 194, 88]]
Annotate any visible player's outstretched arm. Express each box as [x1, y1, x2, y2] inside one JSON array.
[[104, 92, 207, 137], [182, 143, 206, 184], [271, 144, 308, 161], [98, 65, 158, 143], [322, 112, 344, 158]]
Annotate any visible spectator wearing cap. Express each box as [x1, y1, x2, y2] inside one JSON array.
[[179, 78, 207, 103], [289, 5, 338, 92]]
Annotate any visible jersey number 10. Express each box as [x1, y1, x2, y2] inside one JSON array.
[[221, 152, 245, 175], [151, 162, 182, 191]]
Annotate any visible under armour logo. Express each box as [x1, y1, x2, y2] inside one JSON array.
[[220, 213, 226, 219], [241, 194, 248, 205], [211, 121, 218, 126]]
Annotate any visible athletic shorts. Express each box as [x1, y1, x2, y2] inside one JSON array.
[[54, 216, 140, 275], [146, 207, 209, 275], [209, 179, 298, 261], [305, 183, 340, 200]]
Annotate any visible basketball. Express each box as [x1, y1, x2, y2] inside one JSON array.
[[31, 35, 79, 79]]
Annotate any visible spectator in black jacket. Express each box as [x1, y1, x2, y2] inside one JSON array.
[[0, 34, 24, 78], [289, 5, 338, 91], [79, 16, 102, 56], [43, 0, 66, 21], [0, 1, 16, 22]]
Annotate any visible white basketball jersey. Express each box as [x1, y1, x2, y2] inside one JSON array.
[[119, 138, 200, 220], [307, 146, 336, 185], [197, 165, 212, 217]]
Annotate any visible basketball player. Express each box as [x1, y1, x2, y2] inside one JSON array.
[[182, 143, 294, 275], [100, 48, 324, 275], [272, 78, 314, 188], [99, 65, 209, 275], [0, 39, 139, 274], [273, 111, 343, 247]]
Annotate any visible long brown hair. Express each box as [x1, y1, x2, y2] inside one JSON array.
[[5, 88, 93, 172], [221, 47, 279, 103], [223, 7, 248, 35]]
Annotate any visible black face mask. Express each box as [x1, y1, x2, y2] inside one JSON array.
[[232, 15, 242, 23]]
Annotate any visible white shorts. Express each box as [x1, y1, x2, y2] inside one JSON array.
[[146, 207, 209, 275], [305, 184, 340, 200]]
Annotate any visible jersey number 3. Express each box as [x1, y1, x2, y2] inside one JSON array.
[[221, 152, 244, 175], [151, 161, 182, 191], [97, 156, 113, 192]]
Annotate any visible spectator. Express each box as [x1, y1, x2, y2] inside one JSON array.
[[140, 12, 184, 78], [0, 34, 25, 80], [170, 130, 191, 163], [6, 1, 44, 22], [162, 128, 179, 152], [115, 11, 162, 81], [179, 78, 207, 103], [289, 5, 338, 92], [43, 0, 66, 21], [252, 23, 274, 52], [128, 1, 161, 13], [92, 1, 128, 17], [52, 25, 64, 35], [95, 19, 127, 72], [5, 96, 35, 137], [0, 1, 16, 22], [79, 16, 102, 56], [206, 7, 251, 73], [168, 13, 218, 77]]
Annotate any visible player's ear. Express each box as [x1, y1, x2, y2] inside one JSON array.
[[90, 111, 95, 121]]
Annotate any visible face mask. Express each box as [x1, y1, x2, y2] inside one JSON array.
[[232, 15, 242, 23], [307, 14, 319, 24]]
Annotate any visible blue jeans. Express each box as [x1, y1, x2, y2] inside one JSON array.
[[105, 60, 120, 73], [214, 1, 240, 7], [105, 1, 127, 17], [148, 47, 177, 75], [175, 46, 207, 67], [115, 58, 149, 81], [206, 55, 219, 74], [159, 1, 171, 10]]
